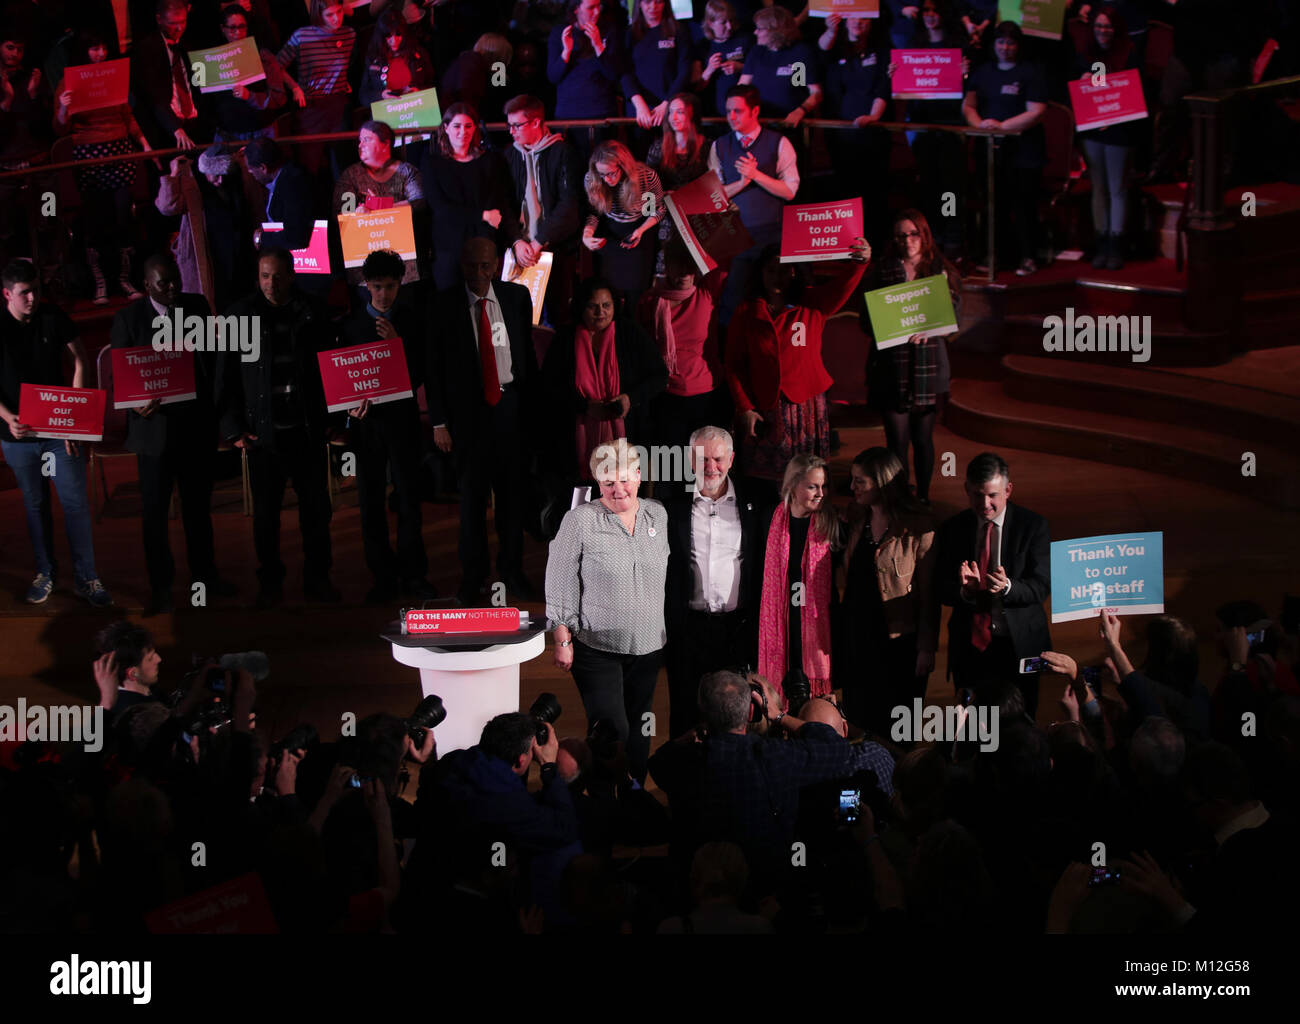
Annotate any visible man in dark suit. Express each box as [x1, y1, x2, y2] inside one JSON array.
[[339, 249, 435, 604], [663, 426, 770, 738], [219, 248, 339, 608], [934, 452, 1052, 717], [245, 137, 313, 252], [110, 253, 232, 615], [129, 0, 205, 151], [429, 237, 538, 607]]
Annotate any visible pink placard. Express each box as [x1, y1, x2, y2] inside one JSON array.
[[405, 608, 521, 634], [64, 58, 130, 115], [890, 49, 964, 100], [780, 198, 864, 263], [317, 339, 413, 413], [111, 346, 197, 408], [1067, 70, 1148, 131], [263, 219, 330, 275], [18, 383, 107, 441]]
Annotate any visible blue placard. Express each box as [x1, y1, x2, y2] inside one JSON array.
[[1050, 532, 1164, 623]]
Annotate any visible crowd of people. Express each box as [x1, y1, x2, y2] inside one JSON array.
[[1, 0, 1298, 937]]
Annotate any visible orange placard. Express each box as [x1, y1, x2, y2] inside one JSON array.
[[337, 205, 417, 267]]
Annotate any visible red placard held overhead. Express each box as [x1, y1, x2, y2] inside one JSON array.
[[317, 340, 414, 413], [780, 199, 864, 263], [1067, 70, 1148, 131], [890, 49, 964, 100], [18, 383, 107, 441], [111, 347, 197, 408]]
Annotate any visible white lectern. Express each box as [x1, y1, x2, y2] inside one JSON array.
[[383, 623, 548, 753]]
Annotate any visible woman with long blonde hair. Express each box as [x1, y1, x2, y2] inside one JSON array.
[[757, 454, 841, 700], [582, 140, 665, 311]]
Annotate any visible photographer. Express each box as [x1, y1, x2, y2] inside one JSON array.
[[647, 670, 851, 899], [93, 622, 163, 719]]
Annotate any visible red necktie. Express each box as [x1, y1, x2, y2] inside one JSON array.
[[170, 46, 196, 121], [478, 298, 500, 407], [971, 520, 993, 652]]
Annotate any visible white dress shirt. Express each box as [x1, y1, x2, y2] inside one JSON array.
[[466, 283, 513, 386], [688, 477, 743, 613]]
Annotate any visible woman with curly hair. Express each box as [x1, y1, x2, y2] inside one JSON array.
[[582, 140, 665, 312]]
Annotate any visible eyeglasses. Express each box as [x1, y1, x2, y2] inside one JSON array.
[[894, 230, 922, 241], [507, 118, 539, 133]]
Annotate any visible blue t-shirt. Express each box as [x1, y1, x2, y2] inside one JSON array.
[[697, 32, 754, 115], [825, 48, 889, 121], [623, 23, 694, 105], [968, 59, 1047, 167], [741, 41, 820, 117]]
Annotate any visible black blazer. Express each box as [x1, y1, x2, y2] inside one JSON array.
[[933, 502, 1052, 671], [664, 478, 772, 662], [109, 294, 218, 457], [129, 30, 204, 149], [260, 162, 315, 252], [427, 280, 537, 440], [538, 317, 669, 479]]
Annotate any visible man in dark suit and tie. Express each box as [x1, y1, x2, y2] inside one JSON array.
[[129, 0, 205, 151], [934, 452, 1052, 717], [663, 425, 770, 738], [429, 237, 538, 608], [110, 253, 232, 615], [244, 137, 313, 252]]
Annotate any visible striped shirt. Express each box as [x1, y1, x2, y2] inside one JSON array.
[[546, 498, 669, 655], [584, 165, 664, 231], [278, 25, 355, 97]]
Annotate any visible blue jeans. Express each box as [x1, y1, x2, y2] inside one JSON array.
[[1, 439, 98, 581]]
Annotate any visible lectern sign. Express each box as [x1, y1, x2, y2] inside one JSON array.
[[404, 608, 521, 634]]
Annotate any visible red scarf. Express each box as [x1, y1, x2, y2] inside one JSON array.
[[758, 502, 833, 696], [573, 323, 623, 475]]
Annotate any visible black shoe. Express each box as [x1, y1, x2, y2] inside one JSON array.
[[401, 578, 439, 600], [144, 591, 174, 617], [365, 582, 400, 606], [1091, 234, 1110, 269], [254, 585, 283, 610], [195, 576, 239, 599], [304, 579, 342, 603], [502, 572, 540, 603]]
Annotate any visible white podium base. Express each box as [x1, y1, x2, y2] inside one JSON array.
[[389, 631, 546, 753]]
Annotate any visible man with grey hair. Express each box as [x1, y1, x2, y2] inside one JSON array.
[[663, 426, 772, 737], [648, 670, 850, 896]]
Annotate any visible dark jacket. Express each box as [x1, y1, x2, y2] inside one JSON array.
[[427, 279, 536, 440], [260, 162, 315, 252], [934, 503, 1052, 672], [129, 29, 205, 149], [339, 291, 428, 421], [109, 294, 219, 456], [217, 289, 335, 446], [420, 147, 514, 281], [664, 478, 771, 658], [503, 134, 586, 250], [538, 316, 668, 479]]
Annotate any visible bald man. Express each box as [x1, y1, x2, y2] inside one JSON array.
[[428, 238, 539, 607]]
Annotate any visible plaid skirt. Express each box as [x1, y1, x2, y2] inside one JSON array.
[[73, 137, 137, 193], [739, 391, 831, 482]]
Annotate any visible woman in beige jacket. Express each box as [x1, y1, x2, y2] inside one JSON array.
[[836, 446, 939, 738]]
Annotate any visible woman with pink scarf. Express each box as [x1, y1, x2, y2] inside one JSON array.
[[539, 277, 668, 485], [758, 454, 842, 701]]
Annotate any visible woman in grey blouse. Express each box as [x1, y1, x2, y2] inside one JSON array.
[[546, 439, 669, 782]]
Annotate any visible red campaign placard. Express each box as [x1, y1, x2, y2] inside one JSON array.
[[890, 49, 964, 100], [780, 198, 864, 263], [18, 383, 107, 441], [405, 608, 521, 634], [317, 339, 413, 413], [1068, 70, 1148, 131], [111, 346, 197, 409], [146, 873, 278, 934], [263, 219, 330, 275], [65, 58, 130, 115], [663, 172, 752, 275]]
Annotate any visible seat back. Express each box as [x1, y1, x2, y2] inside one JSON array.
[[1041, 101, 1080, 194], [532, 324, 555, 367], [1145, 21, 1175, 84], [95, 344, 129, 447]]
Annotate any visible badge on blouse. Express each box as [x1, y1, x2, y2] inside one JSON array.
[[648, 527, 657, 537]]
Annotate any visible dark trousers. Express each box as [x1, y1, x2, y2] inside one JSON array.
[[665, 609, 753, 739], [354, 406, 427, 587], [951, 632, 1039, 720], [842, 632, 925, 742], [572, 641, 662, 784], [247, 429, 332, 589], [457, 384, 524, 589], [137, 446, 216, 594]]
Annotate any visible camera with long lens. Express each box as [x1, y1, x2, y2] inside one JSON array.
[[271, 722, 319, 758], [529, 692, 562, 745], [406, 695, 446, 746]]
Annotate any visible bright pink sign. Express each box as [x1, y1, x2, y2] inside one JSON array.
[[65, 58, 130, 114], [261, 219, 330, 275], [780, 199, 864, 263], [317, 339, 413, 413], [111, 346, 197, 408], [405, 608, 521, 634], [890, 49, 964, 100], [18, 383, 107, 441], [1068, 70, 1148, 131]]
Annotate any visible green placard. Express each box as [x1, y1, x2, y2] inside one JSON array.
[[1018, 0, 1068, 39], [187, 38, 267, 93], [863, 273, 959, 349], [370, 87, 443, 131]]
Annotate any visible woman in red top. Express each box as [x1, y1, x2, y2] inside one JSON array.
[[725, 238, 870, 492]]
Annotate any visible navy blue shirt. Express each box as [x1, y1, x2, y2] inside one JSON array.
[[697, 32, 754, 115], [825, 47, 890, 121], [623, 22, 693, 106], [547, 17, 628, 118], [741, 40, 821, 117], [968, 59, 1047, 167]]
